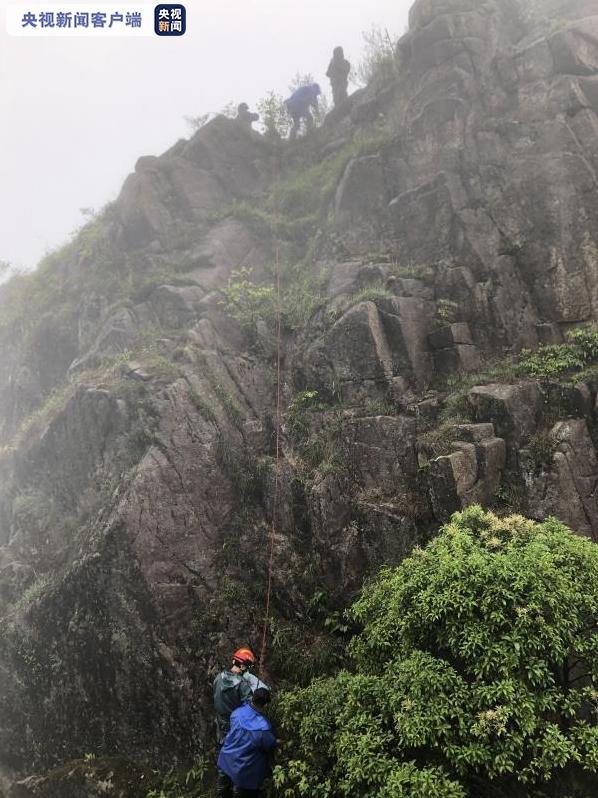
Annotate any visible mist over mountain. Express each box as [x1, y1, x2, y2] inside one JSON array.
[[1, 0, 598, 795]]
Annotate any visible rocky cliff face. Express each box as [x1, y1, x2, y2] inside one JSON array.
[[1, 0, 598, 791]]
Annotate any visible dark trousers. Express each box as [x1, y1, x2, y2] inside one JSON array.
[[217, 770, 261, 798], [331, 82, 348, 106]]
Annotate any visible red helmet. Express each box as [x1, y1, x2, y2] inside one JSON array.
[[232, 647, 256, 666]]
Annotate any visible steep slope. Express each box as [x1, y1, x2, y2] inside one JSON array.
[[1, 0, 598, 789]]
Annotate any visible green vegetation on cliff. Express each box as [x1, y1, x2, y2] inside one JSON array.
[[274, 507, 598, 798]]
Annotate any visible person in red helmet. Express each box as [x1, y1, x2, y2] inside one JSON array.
[[214, 648, 268, 744]]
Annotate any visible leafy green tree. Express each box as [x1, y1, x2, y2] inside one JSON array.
[[274, 507, 598, 798], [256, 91, 291, 140]]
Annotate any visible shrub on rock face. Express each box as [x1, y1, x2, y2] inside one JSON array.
[[274, 507, 598, 798]]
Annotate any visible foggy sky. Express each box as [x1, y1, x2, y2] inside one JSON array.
[[0, 0, 412, 270]]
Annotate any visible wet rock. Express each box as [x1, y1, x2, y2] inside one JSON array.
[[468, 382, 542, 443], [148, 284, 205, 329], [343, 415, 418, 492], [538, 380, 593, 421], [548, 18, 598, 76], [335, 155, 388, 223], [117, 116, 273, 251], [452, 423, 495, 442], [387, 276, 434, 300], [522, 419, 598, 539], [69, 306, 138, 373], [305, 296, 433, 403], [427, 425, 506, 520], [14, 387, 128, 514], [413, 396, 442, 429], [186, 218, 265, 288], [8, 757, 154, 798], [305, 302, 395, 403], [121, 361, 151, 381], [433, 343, 481, 376], [428, 322, 473, 349]]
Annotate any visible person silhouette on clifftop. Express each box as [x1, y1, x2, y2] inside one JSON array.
[[236, 103, 259, 130], [326, 46, 351, 107]]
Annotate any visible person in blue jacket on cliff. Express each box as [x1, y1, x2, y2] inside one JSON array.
[[217, 687, 278, 797], [285, 83, 321, 140]]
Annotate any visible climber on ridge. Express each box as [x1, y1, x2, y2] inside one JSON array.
[[213, 647, 268, 747], [236, 102, 259, 130], [326, 46, 351, 107], [217, 687, 278, 798], [285, 82, 321, 141]]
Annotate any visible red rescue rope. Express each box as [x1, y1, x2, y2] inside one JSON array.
[[259, 245, 283, 673]]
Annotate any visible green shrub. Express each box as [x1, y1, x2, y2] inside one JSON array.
[[441, 326, 598, 396], [568, 326, 598, 361], [256, 90, 292, 139], [146, 760, 210, 798], [517, 344, 583, 378], [220, 267, 277, 332], [275, 506, 598, 798], [516, 326, 598, 379], [221, 262, 329, 337]]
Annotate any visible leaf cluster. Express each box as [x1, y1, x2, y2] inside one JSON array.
[[146, 760, 210, 798], [517, 327, 598, 379]]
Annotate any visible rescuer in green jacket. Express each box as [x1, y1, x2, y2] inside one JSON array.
[[213, 647, 262, 745]]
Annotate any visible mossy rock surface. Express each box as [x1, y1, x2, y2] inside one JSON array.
[[8, 757, 155, 798]]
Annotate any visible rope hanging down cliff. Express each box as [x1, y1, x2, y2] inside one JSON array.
[[258, 144, 287, 673], [258, 241, 283, 673]]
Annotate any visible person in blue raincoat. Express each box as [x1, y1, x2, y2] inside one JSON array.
[[285, 83, 321, 141], [217, 688, 278, 798]]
